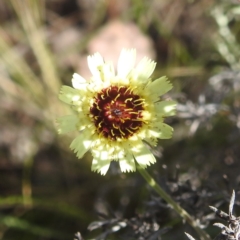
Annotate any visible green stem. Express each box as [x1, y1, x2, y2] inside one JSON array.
[[22, 155, 34, 206], [137, 165, 211, 240]]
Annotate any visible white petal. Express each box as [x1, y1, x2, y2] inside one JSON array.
[[155, 100, 177, 116], [59, 86, 80, 104], [145, 76, 172, 97], [117, 49, 136, 78], [87, 53, 104, 78], [119, 151, 136, 172], [91, 151, 112, 175], [133, 141, 156, 168], [70, 130, 93, 158], [57, 115, 78, 134], [135, 57, 156, 80], [72, 73, 87, 89]]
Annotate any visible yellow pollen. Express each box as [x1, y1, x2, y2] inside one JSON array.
[[114, 93, 120, 101], [134, 98, 144, 102], [98, 131, 104, 137], [111, 129, 115, 136], [124, 88, 131, 94], [125, 98, 133, 103], [119, 128, 125, 136], [124, 108, 134, 112], [98, 121, 103, 128], [126, 128, 134, 134], [134, 101, 145, 106], [129, 112, 139, 114], [132, 118, 144, 122]]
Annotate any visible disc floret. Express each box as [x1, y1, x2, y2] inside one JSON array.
[[90, 85, 145, 140]]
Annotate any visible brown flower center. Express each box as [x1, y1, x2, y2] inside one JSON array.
[[90, 86, 145, 140]]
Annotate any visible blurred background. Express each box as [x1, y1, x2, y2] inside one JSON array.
[[1, 0, 240, 239]]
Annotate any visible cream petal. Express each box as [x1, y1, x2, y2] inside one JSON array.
[[145, 76, 172, 96], [155, 100, 177, 116], [133, 141, 156, 168], [144, 137, 158, 147], [117, 49, 136, 78], [147, 93, 160, 102], [135, 57, 156, 81], [72, 73, 87, 89], [98, 63, 115, 82], [59, 86, 81, 104], [144, 128, 161, 139], [70, 130, 93, 158], [119, 151, 136, 172], [158, 123, 173, 139], [87, 53, 104, 78], [57, 115, 78, 134], [91, 151, 112, 175], [76, 115, 93, 130]]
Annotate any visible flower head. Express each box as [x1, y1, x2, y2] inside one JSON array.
[[57, 49, 176, 175]]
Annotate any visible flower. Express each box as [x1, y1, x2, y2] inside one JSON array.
[[57, 49, 176, 175]]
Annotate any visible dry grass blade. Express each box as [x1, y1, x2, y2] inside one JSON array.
[[0, 29, 44, 105], [9, 0, 61, 94]]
